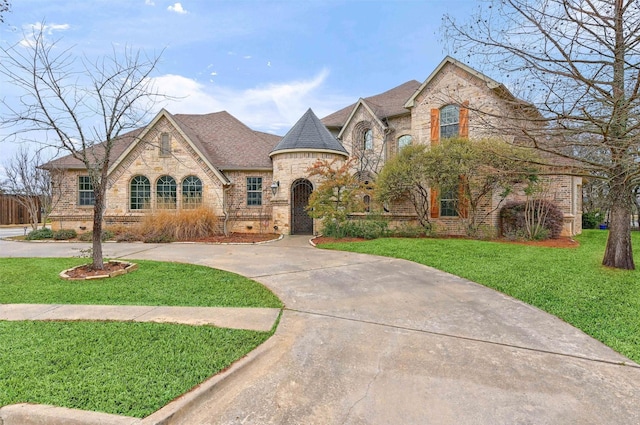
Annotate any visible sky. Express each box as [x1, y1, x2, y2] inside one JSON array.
[[0, 0, 477, 174]]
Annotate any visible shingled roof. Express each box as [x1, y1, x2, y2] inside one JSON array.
[[270, 108, 348, 157], [42, 110, 282, 172], [321, 80, 421, 129]]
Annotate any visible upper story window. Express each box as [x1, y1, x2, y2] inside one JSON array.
[[156, 175, 177, 209], [247, 177, 262, 206], [440, 105, 459, 139], [363, 129, 373, 151], [398, 135, 412, 150], [78, 176, 95, 206], [182, 176, 203, 208], [130, 175, 151, 210], [160, 133, 171, 156]]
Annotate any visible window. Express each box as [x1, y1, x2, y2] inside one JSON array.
[[130, 175, 151, 210], [160, 133, 171, 156], [247, 177, 262, 206], [398, 135, 412, 150], [78, 176, 95, 206], [440, 189, 458, 217], [363, 194, 371, 213], [363, 129, 373, 151], [182, 176, 203, 208], [440, 105, 459, 139], [157, 175, 177, 209]]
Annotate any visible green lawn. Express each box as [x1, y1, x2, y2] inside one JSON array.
[[320, 230, 640, 363], [0, 321, 271, 417], [0, 258, 282, 417], [0, 258, 282, 308]]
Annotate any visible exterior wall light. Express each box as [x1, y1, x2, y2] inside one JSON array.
[[270, 180, 280, 196]]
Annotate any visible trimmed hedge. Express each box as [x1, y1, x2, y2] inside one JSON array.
[[53, 229, 77, 240], [25, 228, 54, 240]]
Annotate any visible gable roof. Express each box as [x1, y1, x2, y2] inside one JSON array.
[[336, 99, 389, 140], [42, 110, 282, 177], [404, 56, 515, 108], [321, 80, 421, 129], [270, 108, 348, 157]]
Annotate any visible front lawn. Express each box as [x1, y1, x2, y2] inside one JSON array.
[[0, 320, 270, 417], [0, 258, 282, 308], [320, 230, 640, 363]]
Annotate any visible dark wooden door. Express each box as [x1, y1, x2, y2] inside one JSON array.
[[291, 179, 313, 234]]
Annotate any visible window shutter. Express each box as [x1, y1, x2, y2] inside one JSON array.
[[459, 101, 469, 138], [458, 176, 469, 218], [430, 109, 440, 145], [430, 187, 440, 218]]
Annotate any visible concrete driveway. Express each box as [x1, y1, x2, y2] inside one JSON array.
[[0, 235, 638, 424]]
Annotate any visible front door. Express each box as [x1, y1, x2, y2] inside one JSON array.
[[291, 179, 313, 234]]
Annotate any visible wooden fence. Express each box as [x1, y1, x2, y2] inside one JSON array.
[[0, 194, 41, 225]]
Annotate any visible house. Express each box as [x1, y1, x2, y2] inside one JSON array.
[[44, 56, 582, 236]]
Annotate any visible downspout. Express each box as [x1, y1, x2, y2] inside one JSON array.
[[222, 184, 231, 237]]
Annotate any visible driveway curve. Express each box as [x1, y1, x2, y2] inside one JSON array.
[[1, 235, 638, 424]]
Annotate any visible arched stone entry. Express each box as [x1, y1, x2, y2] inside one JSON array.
[[291, 179, 314, 235]]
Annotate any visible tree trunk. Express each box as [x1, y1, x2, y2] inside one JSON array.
[[603, 192, 634, 270], [92, 181, 106, 270]]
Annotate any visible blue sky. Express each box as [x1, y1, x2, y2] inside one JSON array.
[[0, 0, 476, 169]]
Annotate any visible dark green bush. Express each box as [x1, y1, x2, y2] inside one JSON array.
[[499, 200, 564, 240], [78, 230, 115, 242], [322, 217, 390, 239], [582, 211, 604, 229], [53, 229, 77, 240], [25, 228, 54, 240]]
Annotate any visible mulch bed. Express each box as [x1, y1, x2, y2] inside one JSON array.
[[311, 235, 579, 248], [64, 261, 130, 278]]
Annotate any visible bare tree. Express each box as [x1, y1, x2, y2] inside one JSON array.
[[443, 0, 640, 269], [0, 24, 163, 269], [2, 147, 61, 230], [0, 0, 9, 24]]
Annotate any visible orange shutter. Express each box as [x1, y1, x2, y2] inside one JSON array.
[[430, 109, 440, 145], [458, 176, 469, 218], [459, 101, 469, 138], [430, 187, 440, 218]]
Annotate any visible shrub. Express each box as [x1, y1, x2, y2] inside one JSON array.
[[389, 223, 431, 238], [78, 230, 115, 242], [500, 200, 564, 240], [25, 228, 54, 240], [582, 211, 604, 229], [53, 229, 77, 240], [139, 208, 220, 242], [321, 217, 390, 239]]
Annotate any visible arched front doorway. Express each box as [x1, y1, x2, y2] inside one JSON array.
[[291, 179, 314, 235]]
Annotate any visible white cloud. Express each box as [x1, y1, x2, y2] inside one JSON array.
[[243, 55, 252, 60], [19, 22, 71, 47], [150, 69, 351, 134], [145, 0, 155, 5], [167, 3, 187, 14]]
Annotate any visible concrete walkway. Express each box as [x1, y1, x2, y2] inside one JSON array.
[[0, 234, 639, 425], [0, 304, 279, 331]]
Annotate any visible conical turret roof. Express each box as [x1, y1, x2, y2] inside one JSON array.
[[270, 108, 348, 157]]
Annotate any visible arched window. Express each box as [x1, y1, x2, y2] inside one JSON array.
[[130, 176, 151, 210], [363, 194, 371, 213], [363, 129, 373, 151], [440, 104, 459, 139], [157, 175, 177, 209], [398, 134, 412, 150], [182, 176, 203, 208]]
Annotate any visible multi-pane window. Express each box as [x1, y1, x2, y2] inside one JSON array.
[[130, 175, 151, 210], [160, 133, 171, 156], [440, 105, 460, 139], [156, 175, 177, 209], [182, 176, 203, 208], [440, 189, 458, 217], [246, 177, 262, 206], [398, 134, 412, 150], [363, 129, 373, 150], [78, 176, 95, 206]]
